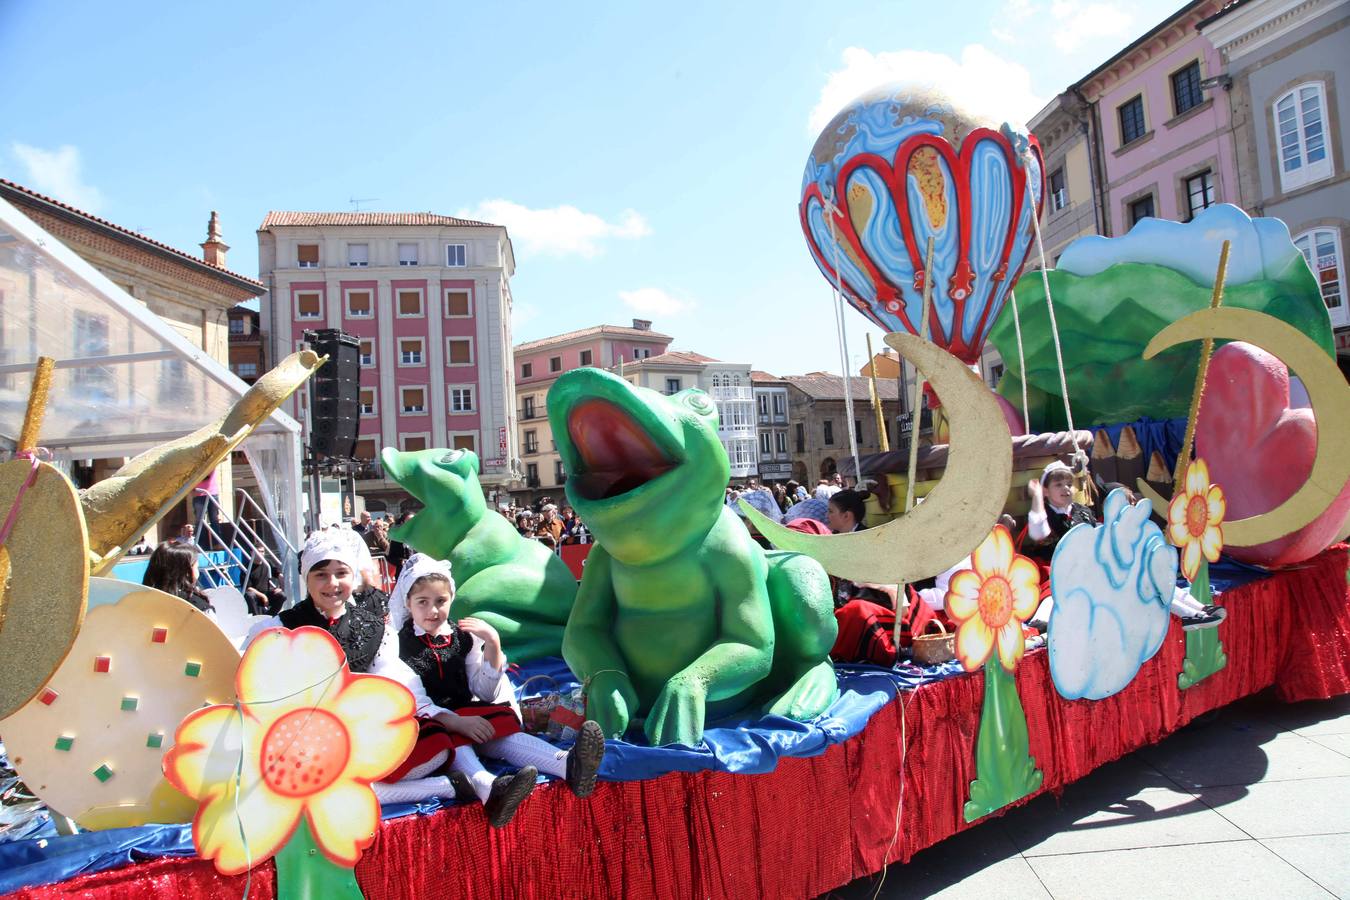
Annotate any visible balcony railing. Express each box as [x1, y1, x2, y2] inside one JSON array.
[[524, 443, 539, 455], [710, 386, 753, 402]]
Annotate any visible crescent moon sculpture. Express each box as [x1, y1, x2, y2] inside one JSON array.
[[740, 332, 1012, 584], [1135, 308, 1350, 548]]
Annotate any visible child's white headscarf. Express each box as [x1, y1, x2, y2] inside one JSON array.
[[300, 533, 360, 582], [388, 553, 454, 631]]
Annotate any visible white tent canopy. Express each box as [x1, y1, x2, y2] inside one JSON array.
[[0, 194, 303, 547]]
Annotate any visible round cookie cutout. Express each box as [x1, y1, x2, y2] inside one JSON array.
[[1, 579, 240, 829], [0, 458, 89, 718]]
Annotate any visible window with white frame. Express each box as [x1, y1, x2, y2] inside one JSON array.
[[444, 289, 471, 317], [347, 244, 369, 267], [401, 386, 427, 414], [359, 387, 377, 417], [346, 289, 372, 318], [295, 291, 322, 319], [1275, 83, 1333, 192], [359, 339, 374, 368], [229, 318, 245, 335], [757, 394, 768, 417], [449, 385, 476, 413], [1184, 170, 1215, 220], [231, 361, 258, 379], [445, 243, 467, 267], [297, 244, 319, 268], [447, 337, 474, 366], [1294, 228, 1346, 316], [399, 338, 425, 366], [450, 432, 476, 452], [760, 431, 771, 457], [772, 393, 785, 417], [396, 289, 423, 317], [1050, 168, 1067, 211], [775, 431, 787, 455], [398, 243, 419, 266]]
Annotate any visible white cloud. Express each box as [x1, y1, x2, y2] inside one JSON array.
[[512, 302, 541, 328], [458, 199, 650, 259], [809, 45, 1047, 134], [1006, 0, 1038, 19], [1049, 0, 1133, 52], [618, 287, 695, 316], [992, 27, 1015, 43], [9, 143, 105, 212]]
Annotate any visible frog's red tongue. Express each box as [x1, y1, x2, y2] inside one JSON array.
[[568, 399, 676, 500]]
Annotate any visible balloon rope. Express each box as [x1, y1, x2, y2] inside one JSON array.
[[1026, 183, 1076, 441], [1008, 289, 1030, 434], [904, 237, 936, 515], [824, 207, 863, 485], [1171, 240, 1231, 493]]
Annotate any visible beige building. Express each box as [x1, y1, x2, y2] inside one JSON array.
[[782, 374, 901, 484], [0, 179, 263, 534]]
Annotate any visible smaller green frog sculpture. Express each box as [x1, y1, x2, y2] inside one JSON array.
[[549, 368, 839, 746]]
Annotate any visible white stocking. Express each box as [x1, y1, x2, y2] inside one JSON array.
[[1033, 597, 1055, 622], [480, 732, 568, 779], [372, 776, 454, 804], [1170, 586, 1207, 616], [406, 749, 449, 780], [449, 744, 495, 804]]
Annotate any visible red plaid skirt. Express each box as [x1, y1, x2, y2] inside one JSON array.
[[385, 703, 521, 782]]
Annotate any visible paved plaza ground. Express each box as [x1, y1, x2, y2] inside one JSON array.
[[824, 690, 1350, 899]]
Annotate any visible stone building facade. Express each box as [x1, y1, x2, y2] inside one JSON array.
[[782, 374, 901, 484]]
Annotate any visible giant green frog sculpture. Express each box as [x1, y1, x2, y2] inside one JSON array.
[[549, 368, 839, 746]]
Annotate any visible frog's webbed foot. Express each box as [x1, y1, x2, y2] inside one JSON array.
[[643, 675, 707, 747], [764, 660, 838, 721]]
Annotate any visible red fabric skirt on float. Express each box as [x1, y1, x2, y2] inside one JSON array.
[[8, 547, 1349, 900], [384, 704, 520, 782]]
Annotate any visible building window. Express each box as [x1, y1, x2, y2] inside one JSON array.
[[359, 339, 374, 368], [398, 243, 419, 266], [989, 363, 1005, 389], [397, 290, 424, 317], [665, 377, 681, 395], [772, 394, 785, 418], [757, 394, 769, 417], [346, 290, 372, 318], [527, 462, 540, 486], [1049, 168, 1067, 212], [1128, 195, 1156, 227], [231, 361, 258, 379], [1171, 61, 1204, 116], [523, 396, 536, 419], [295, 292, 322, 319], [555, 460, 566, 485], [399, 338, 424, 366], [360, 388, 376, 417], [525, 430, 539, 454], [353, 438, 376, 461], [347, 243, 369, 267], [1294, 229, 1346, 314], [451, 433, 476, 452], [402, 434, 428, 453], [760, 431, 771, 456], [1185, 170, 1215, 220], [449, 385, 476, 413], [633, 348, 650, 360], [521, 362, 533, 378], [229, 318, 245, 335], [580, 349, 593, 366], [297, 244, 319, 268], [823, 419, 834, 445], [447, 338, 474, 366], [445, 290, 471, 317], [445, 244, 467, 267], [400, 387, 426, 414], [775, 431, 787, 455], [855, 419, 864, 444], [550, 356, 562, 373], [1275, 83, 1333, 192], [795, 423, 805, 453], [1118, 95, 1146, 146]]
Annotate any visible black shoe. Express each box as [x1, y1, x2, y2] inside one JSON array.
[[484, 766, 537, 828], [566, 720, 606, 799], [1028, 619, 1049, 635], [1179, 607, 1225, 631], [1203, 604, 1228, 623], [446, 770, 477, 803]]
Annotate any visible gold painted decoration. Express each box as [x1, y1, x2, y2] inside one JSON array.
[[741, 332, 1012, 583], [1135, 308, 1350, 547], [0, 457, 89, 718], [0, 580, 240, 828]]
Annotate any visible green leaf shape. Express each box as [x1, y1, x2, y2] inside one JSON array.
[[1178, 561, 1227, 690], [274, 817, 365, 900], [964, 660, 1043, 823]]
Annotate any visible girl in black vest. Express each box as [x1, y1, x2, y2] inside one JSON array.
[[390, 554, 605, 827]]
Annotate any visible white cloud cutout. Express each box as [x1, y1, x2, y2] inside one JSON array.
[[458, 199, 650, 259], [809, 45, 1047, 134], [9, 143, 105, 212], [1049, 0, 1133, 52], [618, 287, 695, 316]]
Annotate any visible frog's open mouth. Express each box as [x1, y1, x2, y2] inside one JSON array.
[[567, 399, 679, 501]]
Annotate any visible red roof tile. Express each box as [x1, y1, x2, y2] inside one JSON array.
[[514, 324, 674, 354], [259, 211, 499, 230]]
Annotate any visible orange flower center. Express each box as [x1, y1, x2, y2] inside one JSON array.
[[261, 708, 350, 798], [1185, 494, 1208, 538], [977, 575, 1014, 629]]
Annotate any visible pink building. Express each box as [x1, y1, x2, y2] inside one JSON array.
[[512, 320, 672, 500], [1074, 0, 1240, 235], [258, 212, 518, 516]]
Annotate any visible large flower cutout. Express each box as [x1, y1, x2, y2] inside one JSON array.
[[163, 627, 417, 875], [945, 525, 1041, 673], [1167, 457, 1226, 582]]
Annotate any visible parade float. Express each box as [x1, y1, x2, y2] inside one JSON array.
[[0, 85, 1348, 900]]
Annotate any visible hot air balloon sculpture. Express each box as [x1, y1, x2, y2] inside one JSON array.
[[801, 85, 1045, 371]]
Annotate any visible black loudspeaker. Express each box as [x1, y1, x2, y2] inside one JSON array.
[[307, 329, 361, 459]]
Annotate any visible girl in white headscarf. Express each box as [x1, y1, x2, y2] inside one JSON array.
[[388, 553, 606, 827]]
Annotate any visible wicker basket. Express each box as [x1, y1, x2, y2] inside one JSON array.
[[911, 618, 955, 666]]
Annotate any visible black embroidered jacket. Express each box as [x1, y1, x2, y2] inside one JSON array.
[[278, 599, 385, 674], [396, 622, 475, 710]]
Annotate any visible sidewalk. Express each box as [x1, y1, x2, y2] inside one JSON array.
[[824, 690, 1350, 899]]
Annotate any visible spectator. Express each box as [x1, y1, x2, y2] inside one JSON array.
[[539, 506, 564, 544], [813, 478, 840, 500], [365, 517, 390, 558], [245, 550, 285, 616], [354, 510, 373, 536], [387, 511, 415, 576], [143, 541, 214, 615], [176, 523, 196, 545]]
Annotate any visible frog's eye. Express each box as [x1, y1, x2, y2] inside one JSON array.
[[682, 392, 715, 416], [438, 449, 464, 466]]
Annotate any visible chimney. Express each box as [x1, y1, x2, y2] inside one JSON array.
[[631, 318, 652, 331], [201, 211, 230, 268]]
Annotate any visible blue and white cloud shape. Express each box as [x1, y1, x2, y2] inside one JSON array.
[[1047, 489, 1178, 701]]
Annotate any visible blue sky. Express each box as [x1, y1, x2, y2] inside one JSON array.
[[0, 0, 1182, 377]]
